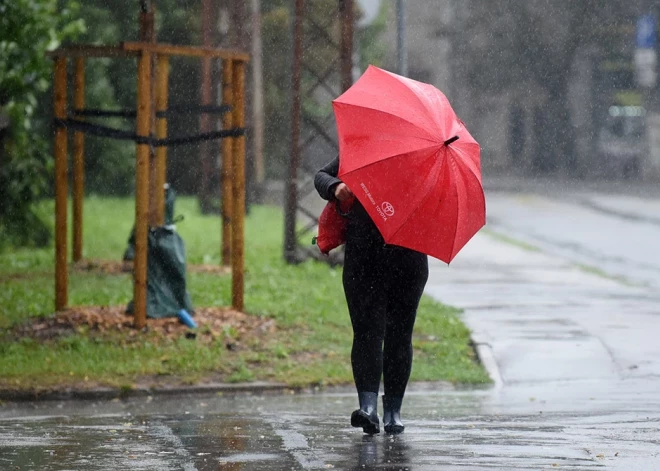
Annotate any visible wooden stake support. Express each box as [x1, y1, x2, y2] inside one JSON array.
[[134, 48, 152, 329], [48, 42, 249, 326], [221, 59, 234, 267], [231, 61, 246, 311], [154, 55, 170, 226], [54, 57, 68, 311], [72, 58, 85, 263]]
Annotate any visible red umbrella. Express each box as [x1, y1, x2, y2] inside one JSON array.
[[332, 65, 485, 263]]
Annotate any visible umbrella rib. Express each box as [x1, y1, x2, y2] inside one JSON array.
[[447, 155, 460, 261], [339, 144, 443, 179], [335, 102, 442, 144], [450, 140, 482, 183], [387, 151, 445, 243], [368, 66, 452, 132], [446, 152, 485, 261], [403, 81, 454, 133], [387, 73, 459, 136], [387, 152, 460, 262], [455, 153, 487, 226]]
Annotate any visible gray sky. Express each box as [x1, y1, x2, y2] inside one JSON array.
[[357, 0, 382, 25]]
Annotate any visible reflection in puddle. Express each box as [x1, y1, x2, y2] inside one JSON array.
[[351, 434, 412, 470]]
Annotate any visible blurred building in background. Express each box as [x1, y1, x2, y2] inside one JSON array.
[[375, 0, 657, 181]]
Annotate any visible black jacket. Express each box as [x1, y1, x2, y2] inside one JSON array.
[[314, 156, 378, 231], [314, 157, 342, 201]]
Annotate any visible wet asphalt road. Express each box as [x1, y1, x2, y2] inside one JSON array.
[[483, 191, 660, 289], [1, 380, 660, 470], [2, 188, 660, 470]]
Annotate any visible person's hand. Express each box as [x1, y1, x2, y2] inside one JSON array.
[[334, 182, 353, 201]]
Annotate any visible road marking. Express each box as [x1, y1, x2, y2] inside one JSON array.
[[151, 423, 198, 471], [266, 415, 328, 469]]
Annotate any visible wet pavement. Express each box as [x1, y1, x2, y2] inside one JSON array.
[[481, 192, 660, 289], [427, 229, 660, 383], [2, 380, 659, 470], [2, 189, 660, 470], [423, 188, 660, 469]]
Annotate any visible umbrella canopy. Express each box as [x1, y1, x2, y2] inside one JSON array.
[[333, 65, 485, 263]]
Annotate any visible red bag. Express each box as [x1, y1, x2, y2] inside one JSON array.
[[314, 197, 354, 255]]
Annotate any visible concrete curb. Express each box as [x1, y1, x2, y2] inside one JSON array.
[[0, 382, 293, 403], [578, 197, 660, 227], [474, 343, 504, 389], [0, 378, 469, 404], [470, 333, 504, 389], [0, 381, 461, 403]]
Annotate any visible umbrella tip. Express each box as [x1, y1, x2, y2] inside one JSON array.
[[444, 136, 459, 146]]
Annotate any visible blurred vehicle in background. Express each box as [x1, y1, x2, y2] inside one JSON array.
[[597, 105, 646, 179]]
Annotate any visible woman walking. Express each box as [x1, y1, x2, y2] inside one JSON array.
[[315, 156, 429, 435]]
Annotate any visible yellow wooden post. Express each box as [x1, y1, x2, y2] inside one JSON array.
[[54, 57, 68, 311], [154, 54, 170, 226], [221, 59, 234, 266], [134, 48, 152, 329], [231, 60, 246, 311], [72, 58, 85, 263]]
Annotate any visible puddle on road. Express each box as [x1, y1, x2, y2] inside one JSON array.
[[219, 452, 280, 463]]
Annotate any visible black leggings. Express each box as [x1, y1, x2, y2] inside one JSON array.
[[342, 224, 428, 398]]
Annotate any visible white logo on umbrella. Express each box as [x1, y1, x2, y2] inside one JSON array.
[[381, 201, 395, 217]]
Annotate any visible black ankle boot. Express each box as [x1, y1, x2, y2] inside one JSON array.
[[382, 395, 404, 434], [351, 392, 380, 434]]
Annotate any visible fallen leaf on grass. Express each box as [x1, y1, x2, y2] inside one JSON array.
[[73, 259, 231, 276], [11, 306, 276, 346]]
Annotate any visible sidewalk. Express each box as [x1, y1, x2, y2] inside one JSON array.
[[485, 174, 660, 225], [425, 230, 660, 385], [483, 173, 660, 199], [422, 229, 660, 468], [578, 192, 660, 225]]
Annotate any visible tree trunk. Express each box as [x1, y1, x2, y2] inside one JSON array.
[[228, 0, 255, 213], [0, 108, 7, 172], [198, 0, 215, 214], [250, 0, 265, 203], [533, 82, 576, 175]]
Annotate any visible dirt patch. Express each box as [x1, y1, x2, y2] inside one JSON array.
[[73, 259, 231, 275], [11, 306, 276, 346], [186, 264, 232, 275], [72, 259, 133, 274], [0, 271, 52, 282]]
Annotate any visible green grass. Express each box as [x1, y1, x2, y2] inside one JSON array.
[[0, 197, 489, 390], [483, 228, 541, 253], [574, 263, 639, 287]]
